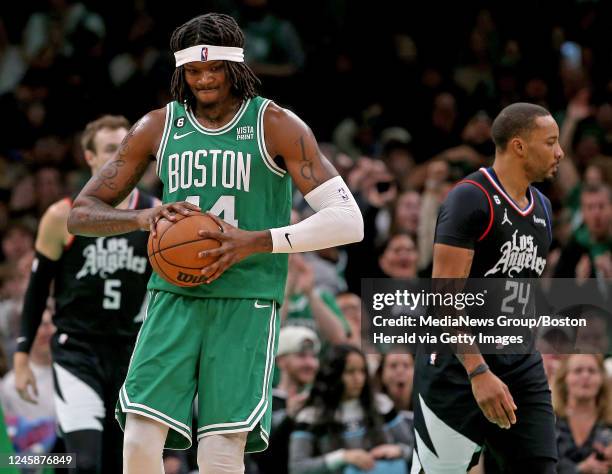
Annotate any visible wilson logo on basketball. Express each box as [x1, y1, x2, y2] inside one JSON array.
[[176, 272, 207, 284]]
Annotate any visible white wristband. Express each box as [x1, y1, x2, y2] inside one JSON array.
[[270, 176, 364, 253]]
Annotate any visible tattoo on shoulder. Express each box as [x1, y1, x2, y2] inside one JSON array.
[[92, 121, 150, 204], [93, 159, 126, 192], [297, 136, 321, 185], [126, 159, 150, 192], [118, 123, 138, 159]]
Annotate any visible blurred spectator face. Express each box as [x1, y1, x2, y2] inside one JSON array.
[[501, 40, 521, 66], [537, 328, 571, 386], [575, 135, 601, 162], [36, 167, 63, 212], [342, 351, 367, 400], [384, 146, 414, 180], [462, 113, 493, 155], [33, 136, 69, 166], [581, 188, 611, 241], [565, 354, 603, 403], [475, 9, 495, 33], [10, 175, 36, 212], [379, 234, 418, 278], [584, 165, 604, 186], [381, 353, 414, 408], [1, 225, 34, 263], [425, 160, 450, 191], [337, 293, 361, 328], [422, 67, 442, 90], [523, 115, 564, 182], [278, 350, 319, 387], [393, 191, 421, 235], [468, 30, 488, 61], [432, 93, 457, 132], [85, 127, 128, 175], [331, 152, 355, 182], [525, 78, 549, 104], [537, 325, 573, 352], [0, 251, 33, 303], [394, 34, 417, 63], [575, 315, 609, 354]]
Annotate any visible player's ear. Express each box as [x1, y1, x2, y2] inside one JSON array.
[[509, 137, 526, 157], [83, 149, 96, 167]]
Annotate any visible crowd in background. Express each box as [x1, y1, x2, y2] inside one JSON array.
[[0, 0, 611, 472]]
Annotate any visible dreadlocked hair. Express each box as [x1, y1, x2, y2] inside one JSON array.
[[170, 13, 260, 109]]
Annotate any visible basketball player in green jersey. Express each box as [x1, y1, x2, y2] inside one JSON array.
[[68, 13, 364, 474]]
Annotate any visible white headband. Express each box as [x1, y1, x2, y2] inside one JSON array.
[[174, 45, 244, 67]]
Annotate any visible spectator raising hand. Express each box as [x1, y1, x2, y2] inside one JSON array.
[[282, 254, 348, 346]]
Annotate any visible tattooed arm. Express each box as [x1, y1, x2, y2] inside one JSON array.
[[68, 109, 200, 237], [263, 103, 339, 194]]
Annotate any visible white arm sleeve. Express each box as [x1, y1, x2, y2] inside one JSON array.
[[270, 176, 364, 253]]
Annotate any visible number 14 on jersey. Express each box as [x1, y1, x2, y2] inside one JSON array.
[[186, 195, 238, 227]]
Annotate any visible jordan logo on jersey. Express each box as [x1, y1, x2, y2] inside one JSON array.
[[484, 230, 546, 277], [76, 237, 147, 279], [502, 208, 512, 226]]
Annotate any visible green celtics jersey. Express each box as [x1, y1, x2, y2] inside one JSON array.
[[150, 96, 291, 304]]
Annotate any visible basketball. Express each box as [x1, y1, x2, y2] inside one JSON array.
[[148, 213, 222, 287]]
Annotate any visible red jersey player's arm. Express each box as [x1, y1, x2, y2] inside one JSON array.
[[67, 108, 200, 237]]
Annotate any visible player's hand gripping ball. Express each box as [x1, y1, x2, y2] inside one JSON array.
[[148, 213, 221, 287]]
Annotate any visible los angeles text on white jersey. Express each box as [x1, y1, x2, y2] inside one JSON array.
[[76, 237, 147, 279], [167, 149, 251, 193], [484, 229, 546, 277]]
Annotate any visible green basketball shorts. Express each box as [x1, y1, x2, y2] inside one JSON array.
[[115, 290, 279, 452]]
